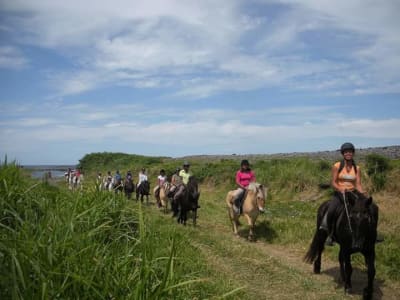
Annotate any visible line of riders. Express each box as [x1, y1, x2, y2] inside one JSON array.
[[65, 168, 83, 190], [64, 142, 383, 297], [94, 162, 200, 218], [66, 143, 384, 247]]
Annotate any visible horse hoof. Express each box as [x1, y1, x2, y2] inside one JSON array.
[[363, 288, 373, 300], [345, 288, 352, 294], [313, 267, 321, 274]]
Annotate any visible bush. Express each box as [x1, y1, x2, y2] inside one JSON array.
[[365, 154, 391, 191]]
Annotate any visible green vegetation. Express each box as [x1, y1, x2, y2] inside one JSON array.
[[365, 153, 391, 191], [2, 153, 400, 299]]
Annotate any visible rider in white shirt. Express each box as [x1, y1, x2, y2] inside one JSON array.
[[137, 168, 148, 188]]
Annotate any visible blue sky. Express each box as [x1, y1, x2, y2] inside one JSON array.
[[0, 0, 399, 165]]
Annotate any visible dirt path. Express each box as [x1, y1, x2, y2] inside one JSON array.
[[190, 217, 400, 300]]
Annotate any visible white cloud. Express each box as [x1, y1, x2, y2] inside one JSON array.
[[0, 46, 28, 69], [3, 0, 399, 96]]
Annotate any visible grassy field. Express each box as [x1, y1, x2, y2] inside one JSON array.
[[1, 154, 400, 299]]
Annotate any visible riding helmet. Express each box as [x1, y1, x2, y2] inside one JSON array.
[[340, 142, 355, 154], [241, 159, 250, 166]]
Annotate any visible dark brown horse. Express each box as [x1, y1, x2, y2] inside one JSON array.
[[304, 192, 378, 300], [136, 180, 150, 203], [176, 176, 200, 226]]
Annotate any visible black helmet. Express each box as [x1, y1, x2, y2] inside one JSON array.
[[340, 142, 355, 154], [183, 161, 190, 167], [241, 159, 250, 166]]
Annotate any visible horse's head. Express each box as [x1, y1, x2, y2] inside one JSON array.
[[349, 194, 375, 249], [163, 181, 171, 192], [248, 183, 267, 213], [187, 176, 200, 206]]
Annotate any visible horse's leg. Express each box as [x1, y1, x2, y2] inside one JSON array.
[[192, 208, 197, 226], [340, 248, 353, 294], [228, 208, 239, 235], [313, 249, 323, 274], [183, 209, 187, 226], [339, 248, 346, 285], [363, 250, 375, 300], [245, 214, 255, 241]]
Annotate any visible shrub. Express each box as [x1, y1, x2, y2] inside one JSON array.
[[365, 154, 391, 191]]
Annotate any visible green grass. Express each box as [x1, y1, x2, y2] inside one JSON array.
[[2, 155, 400, 299]]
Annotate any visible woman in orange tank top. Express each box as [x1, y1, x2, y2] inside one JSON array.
[[320, 142, 366, 244], [331, 145, 364, 194]]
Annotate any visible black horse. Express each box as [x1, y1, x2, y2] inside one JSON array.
[[124, 177, 135, 199], [304, 192, 378, 300], [113, 178, 124, 194], [176, 176, 200, 226], [136, 180, 150, 203]]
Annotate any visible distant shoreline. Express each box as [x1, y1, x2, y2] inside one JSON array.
[[20, 145, 400, 167], [22, 165, 76, 170]]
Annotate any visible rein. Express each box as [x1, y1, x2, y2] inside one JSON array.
[[342, 192, 353, 235]]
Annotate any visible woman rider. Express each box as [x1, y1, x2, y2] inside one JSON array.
[[320, 142, 365, 244], [232, 159, 256, 214]]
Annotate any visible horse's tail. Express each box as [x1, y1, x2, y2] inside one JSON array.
[[304, 228, 327, 264]]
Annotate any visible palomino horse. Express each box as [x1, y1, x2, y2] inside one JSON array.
[[304, 192, 378, 299], [157, 182, 171, 213], [226, 182, 267, 241]]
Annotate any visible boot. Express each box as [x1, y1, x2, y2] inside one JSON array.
[[325, 235, 334, 246], [232, 197, 241, 214]]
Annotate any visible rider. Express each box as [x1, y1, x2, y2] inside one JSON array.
[[232, 159, 256, 214], [169, 167, 183, 216], [104, 171, 113, 190], [154, 169, 167, 203], [179, 161, 192, 185], [320, 142, 365, 245], [137, 168, 148, 188], [114, 170, 122, 187]]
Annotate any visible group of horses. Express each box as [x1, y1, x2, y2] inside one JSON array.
[[99, 173, 201, 226], [65, 170, 83, 190], [154, 176, 200, 225], [94, 170, 378, 298], [226, 182, 378, 300], [99, 175, 151, 202]]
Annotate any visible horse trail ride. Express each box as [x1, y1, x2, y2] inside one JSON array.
[[64, 163, 383, 299]]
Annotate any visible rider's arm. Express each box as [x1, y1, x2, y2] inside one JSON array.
[[250, 171, 256, 183], [235, 171, 245, 189], [331, 164, 345, 193], [355, 166, 365, 194]]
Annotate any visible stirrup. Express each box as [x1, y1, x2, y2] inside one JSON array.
[[232, 205, 240, 214], [325, 236, 334, 246]]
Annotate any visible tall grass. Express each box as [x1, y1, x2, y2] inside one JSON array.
[[0, 163, 203, 299]]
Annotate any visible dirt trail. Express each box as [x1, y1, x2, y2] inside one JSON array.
[[191, 218, 400, 300]]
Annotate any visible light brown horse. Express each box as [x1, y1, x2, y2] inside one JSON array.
[[226, 182, 267, 241], [158, 182, 171, 214]]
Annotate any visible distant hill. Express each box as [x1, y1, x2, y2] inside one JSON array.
[[179, 145, 400, 162]]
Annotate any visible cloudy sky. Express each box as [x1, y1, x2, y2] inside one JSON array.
[[1, 0, 399, 165]]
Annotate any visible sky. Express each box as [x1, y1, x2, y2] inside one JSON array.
[[0, 0, 399, 165]]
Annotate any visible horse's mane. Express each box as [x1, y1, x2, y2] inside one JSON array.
[[247, 182, 261, 192]]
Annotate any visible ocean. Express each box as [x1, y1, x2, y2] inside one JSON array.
[[24, 165, 76, 179]]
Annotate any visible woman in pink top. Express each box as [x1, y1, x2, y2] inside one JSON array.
[[233, 159, 256, 213]]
